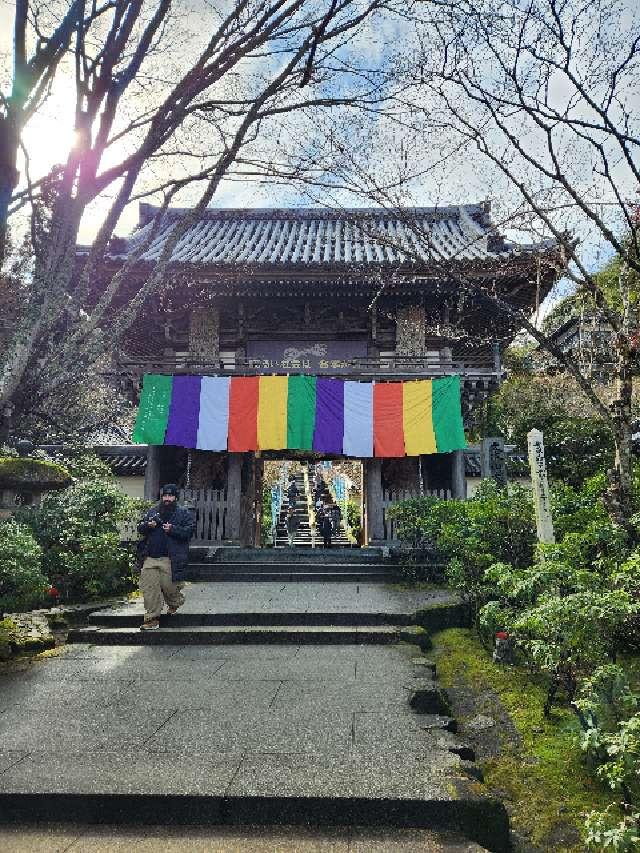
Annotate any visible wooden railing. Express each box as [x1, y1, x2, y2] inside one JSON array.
[[179, 487, 228, 543]]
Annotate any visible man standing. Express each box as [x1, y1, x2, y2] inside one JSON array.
[[137, 484, 195, 631]]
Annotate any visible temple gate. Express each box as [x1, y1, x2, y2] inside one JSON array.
[[102, 203, 558, 545]]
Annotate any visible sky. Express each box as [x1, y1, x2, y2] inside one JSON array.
[[1, 0, 638, 323]]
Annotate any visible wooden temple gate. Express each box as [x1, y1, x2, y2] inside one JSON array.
[[115, 204, 558, 546]]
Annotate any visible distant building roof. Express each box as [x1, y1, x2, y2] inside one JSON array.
[[95, 445, 147, 476], [103, 202, 556, 269]]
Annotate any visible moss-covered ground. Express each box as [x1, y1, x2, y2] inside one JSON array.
[[432, 628, 612, 852]]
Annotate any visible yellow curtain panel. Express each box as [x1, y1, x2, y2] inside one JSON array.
[[403, 379, 437, 456], [257, 374, 289, 449]]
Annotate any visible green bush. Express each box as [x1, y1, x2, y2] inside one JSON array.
[[346, 499, 361, 542], [261, 486, 275, 546], [576, 667, 640, 852], [18, 479, 139, 600], [389, 480, 536, 614], [0, 518, 48, 613]]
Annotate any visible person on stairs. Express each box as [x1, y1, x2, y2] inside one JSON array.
[[286, 505, 299, 547], [136, 484, 195, 631], [330, 503, 341, 532], [319, 510, 333, 548], [287, 478, 299, 507]]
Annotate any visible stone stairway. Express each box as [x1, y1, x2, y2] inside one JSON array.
[[186, 546, 402, 582], [274, 470, 351, 548]]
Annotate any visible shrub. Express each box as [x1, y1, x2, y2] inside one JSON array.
[[584, 807, 640, 852], [576, 668, 640, 852], [0, 518, 48, 613], [18, 479, 139, 600], [389, 481, 536, 614], [346, 499, 361, 542], [511, 590, 636, 713]]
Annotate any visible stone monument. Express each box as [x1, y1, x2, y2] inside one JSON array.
[[480, 437, 507, 487], [527, 428, 555, 544]]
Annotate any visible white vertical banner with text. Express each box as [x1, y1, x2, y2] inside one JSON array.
[[527, 428, 555, 544]]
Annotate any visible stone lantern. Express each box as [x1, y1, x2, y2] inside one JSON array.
[[0, 455, 71, 518]]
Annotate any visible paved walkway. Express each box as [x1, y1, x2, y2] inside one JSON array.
[[0, 643, 459, 792], [0, 581, 504, 851], [98, 582, 454, 616]]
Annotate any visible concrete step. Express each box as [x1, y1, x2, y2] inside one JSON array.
[[0, 791, 508, 852], [184, 571, 404, 582], [67, 625, 420, 645], [87, 611, 417, 628], [187, 562, 396, 573], [190, 547, 383, 563]]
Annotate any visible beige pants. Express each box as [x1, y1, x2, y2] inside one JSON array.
[[140, 556, 185, 620]]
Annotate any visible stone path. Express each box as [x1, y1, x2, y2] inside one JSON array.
[[97, 582, 455, 615], [0, 569, 507, 851]]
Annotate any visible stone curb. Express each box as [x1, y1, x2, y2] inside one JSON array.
[[0, 793, 511, 853]]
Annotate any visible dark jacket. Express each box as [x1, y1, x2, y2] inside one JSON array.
[[137, 504, 195, 582], [319, 515, 333, 536]]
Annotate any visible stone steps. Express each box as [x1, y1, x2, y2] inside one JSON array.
[[0, 541, 511, 851], [87, 611, 417, 627], [0, 790, 508, 852], [185, 570, 403, 583], [68, 625, 420, 645], [189, 547, 384, 563]]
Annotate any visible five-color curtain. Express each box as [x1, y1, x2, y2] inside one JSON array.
[[132, 374, 466, 457]]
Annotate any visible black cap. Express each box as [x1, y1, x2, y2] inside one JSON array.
[[161, 483, 179, 497]]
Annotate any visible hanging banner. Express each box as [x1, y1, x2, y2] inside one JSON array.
[[132, 373, 466, 457]]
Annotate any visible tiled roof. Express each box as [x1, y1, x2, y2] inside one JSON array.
[[95, 446, 147, 476], [107, 203, 553, 268]]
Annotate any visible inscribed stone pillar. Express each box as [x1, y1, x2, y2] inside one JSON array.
[[227, 452, 242, 542], [480, 437, 507, 487], [144, 445, 161, 501], [527, 429, 555, 544], [451, 450, 467, 500], [365, 458, 384, 543]]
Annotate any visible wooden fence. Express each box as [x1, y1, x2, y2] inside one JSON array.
[[381, 487, 451, 542], [179, 487, 228, 543]]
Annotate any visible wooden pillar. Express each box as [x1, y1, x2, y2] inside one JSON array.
[[365, 458, 384, 543], [227, 452, 242, 542], [144, 445, 161, 501], [451, 449, 466, 500]]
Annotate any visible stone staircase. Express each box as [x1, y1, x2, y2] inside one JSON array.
[[273, 470, 351, 548], [185, 546, 402, 582]]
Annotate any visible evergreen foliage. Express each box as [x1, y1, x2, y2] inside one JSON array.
[[390, 472, 640, 848], [0, 518, 48, 613]]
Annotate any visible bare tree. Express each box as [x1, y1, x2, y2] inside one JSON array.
[[330, 0, 640, 526], [0, 0, 393, 441]]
